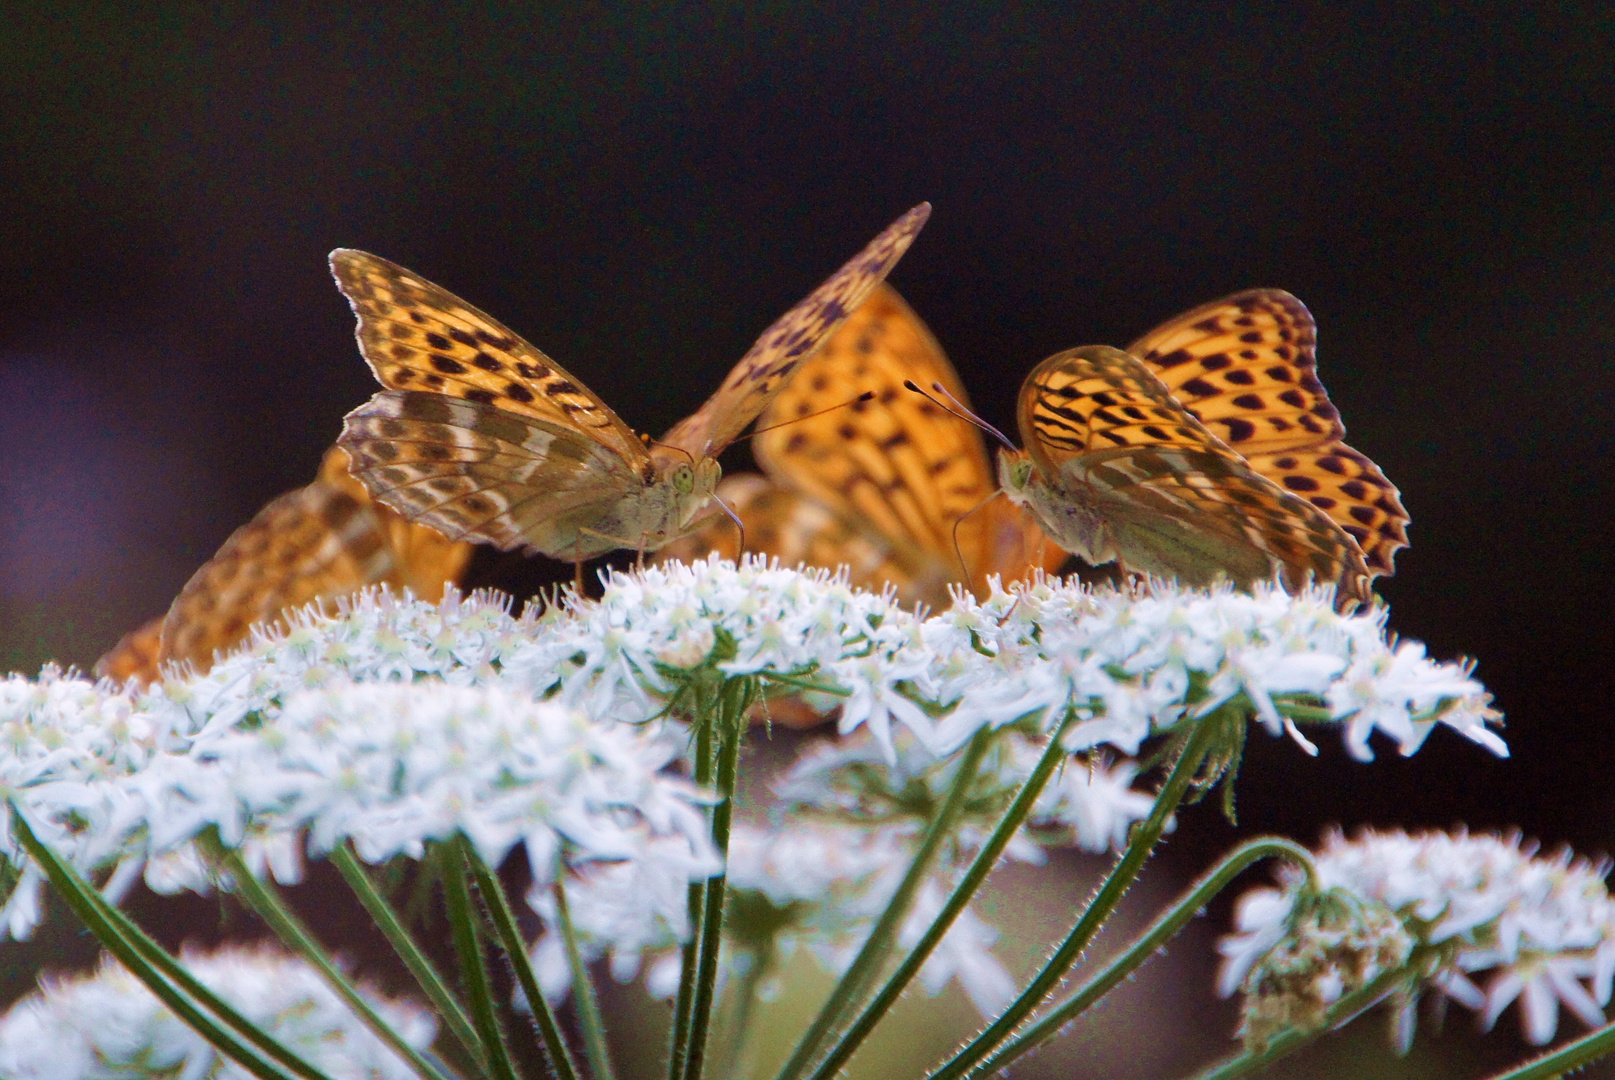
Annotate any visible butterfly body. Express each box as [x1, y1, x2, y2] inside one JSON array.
[[332, 204, 930, 564]]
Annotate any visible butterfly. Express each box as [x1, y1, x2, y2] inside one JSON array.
[[658, 283, 1067, 607], [996, 289, 1409, 610], [95, 447, 473, 684], [332, 204, 931, 568]]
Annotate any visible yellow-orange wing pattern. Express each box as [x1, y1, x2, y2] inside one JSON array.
[[335, 204, 930, 562], [1128, 289, 1409, 577], [1001, 345, 1372, 609], [665, 284, 1064, 606], [95, 448, 472, 684]]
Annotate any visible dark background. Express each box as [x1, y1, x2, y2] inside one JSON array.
[[2, 4, 1612, 1076]]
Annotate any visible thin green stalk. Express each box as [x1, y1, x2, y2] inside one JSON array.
[[330, 843, 485, 1070], [1484, 1017, 1615, 1080], [681, 677, 749, 1080], [717, 945, 774, 1080], [806, 709, 1078, 1080], [439, 843, 521, 1080], [970, 837, 1317, 1079], [209, 841, 453, 1080], [756, 671, 851, 696], [772, 728, 996, 1080], [458, 839, 581, 1080], [925, 713, 1222, 1080], [12, 813, 314, 1080], [1180, 966, 1410, 1080], [553, 875, 615, 1080], [668, 717, 717, 1080]]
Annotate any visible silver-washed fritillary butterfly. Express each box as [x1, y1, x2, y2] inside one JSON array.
[[997, 290, 1408, 611], [332, 204, 931, 565]]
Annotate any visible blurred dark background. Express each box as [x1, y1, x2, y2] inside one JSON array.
[[2, 3, 1612, 1075]]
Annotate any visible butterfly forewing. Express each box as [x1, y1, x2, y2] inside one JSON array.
[[330, 249, 649, 467], [1129, 289, 1409, 577], [660, 203, 932, 461], [1018, 346, 1371, 608]]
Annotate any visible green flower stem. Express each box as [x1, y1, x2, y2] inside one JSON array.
[[717, 944, 774, 1080], [11, 812, 316, 1080], [1179, 966, 1410, 1080], [805, 709, 1079, 1080], [458, 845, 578, 1080], [757, 671, 851, 697], [553, 875, 615, 1080], [925, 713, 1222, 1080], [457, 840, 580, 1080], [439, 843, 521, 1080], [330, 842, 485, 1071], [1484, 1019, 1615, 1080], [970, 837, 1318, 1079], [680, 677, 749, 1080], [209, 840, 453, 1080], [772, 728, 995, 1080], [667, 717, 717, 1080]]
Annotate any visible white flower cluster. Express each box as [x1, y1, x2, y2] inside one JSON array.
[[0, 672, 720, 943], [0, 558, 1501, 985], [1219, 829, 1615, 1049], [0, 945, 435, 1080]]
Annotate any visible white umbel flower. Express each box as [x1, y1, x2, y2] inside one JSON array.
[[0, 946, 434, 1080], [1219, 829, 1615, 1049]]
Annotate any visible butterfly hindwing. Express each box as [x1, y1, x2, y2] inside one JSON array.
[[340, 390, 650, 556], [1128, 289, 1409, 576]]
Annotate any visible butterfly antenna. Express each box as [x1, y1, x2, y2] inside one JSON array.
[[644, 435, 696, 464], [903, 380, 1016, 450], [949, 488, 1009, 590], [738, 392, 877, 442]]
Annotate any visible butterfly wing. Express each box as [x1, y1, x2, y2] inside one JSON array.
[[134, 448, 470, 675], [658, 472, 945, 599], [314, 446, 473, 599], [94, 617, 164, 685], [752, 282, 1061, 600], [340, 391, 657, 559], [330, 249, 650, 468], [658, 203, 931, 462], [1128, 289, 1409, 577], [1019, 345, 1371, 607]]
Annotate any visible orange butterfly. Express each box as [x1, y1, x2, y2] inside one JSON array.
[[95, 447, 472, 684], [660, 284, 1067, 607], [332, 205, 930, 569], [997, 290, 1408, 609]]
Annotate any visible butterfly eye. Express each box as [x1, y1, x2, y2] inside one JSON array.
[[671, 464, 696, 495]]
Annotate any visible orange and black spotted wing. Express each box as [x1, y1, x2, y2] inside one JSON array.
[[1129, 289, 1409, 577], [1018, 345, 1372, 607]]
